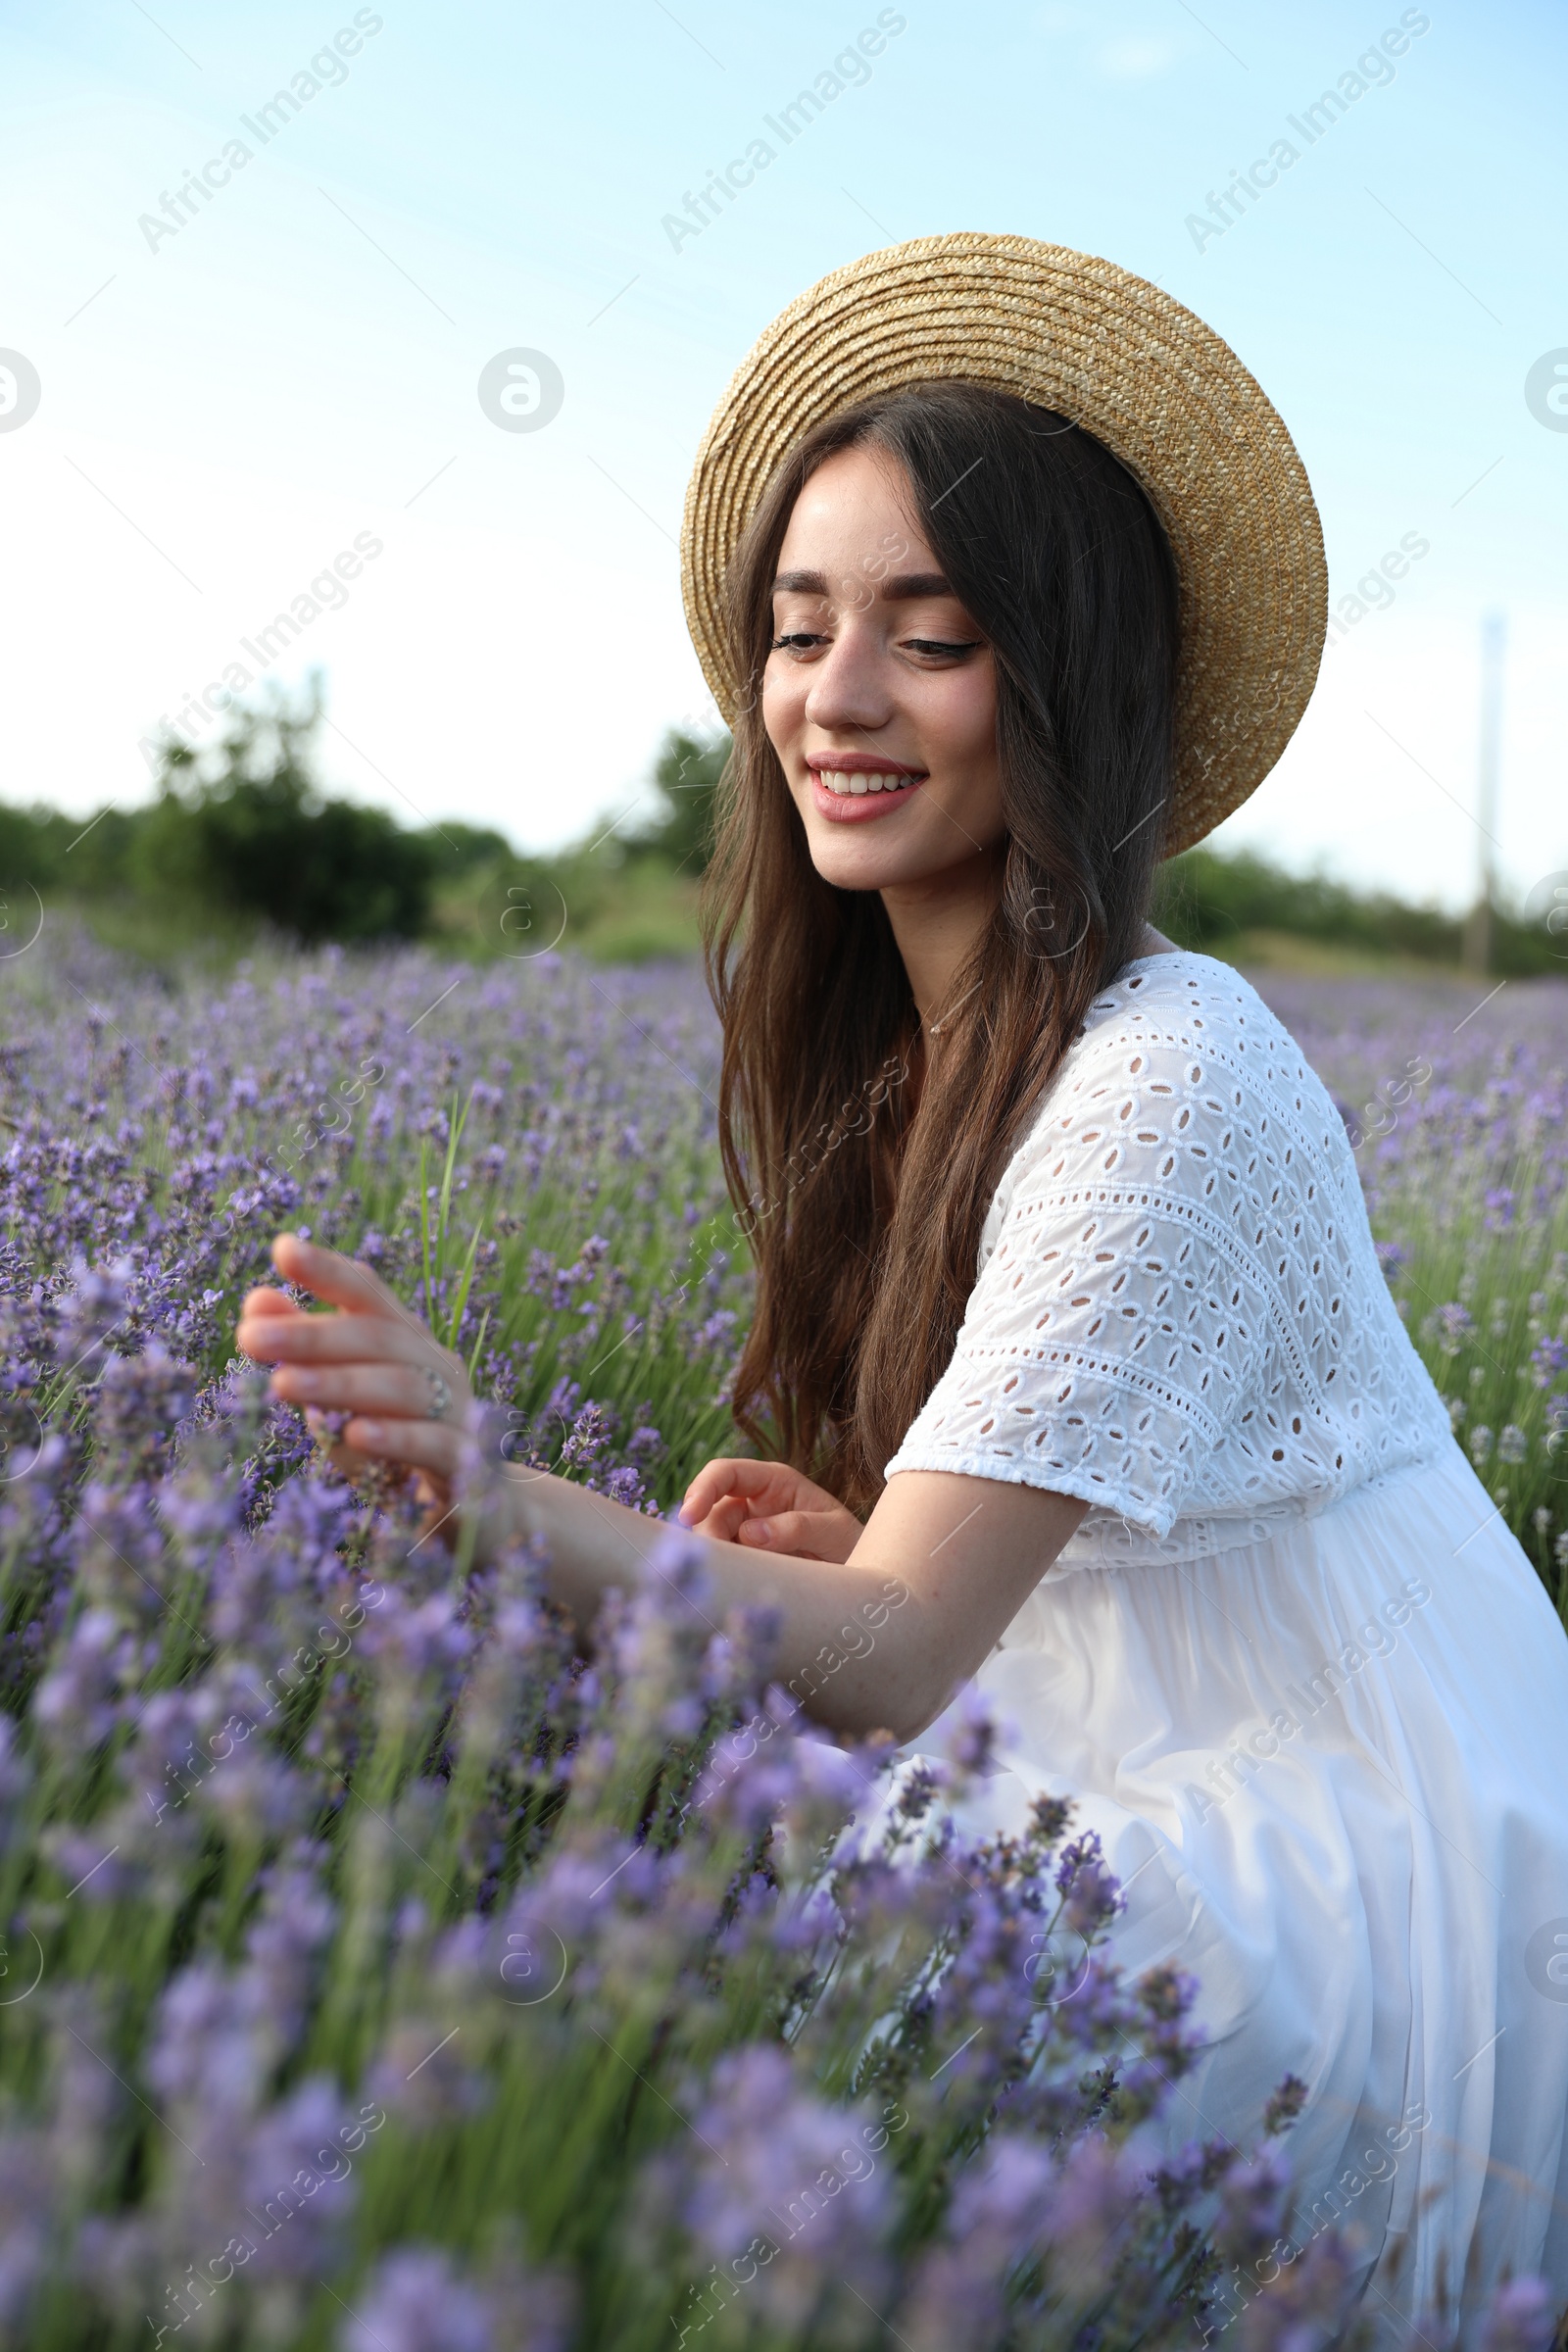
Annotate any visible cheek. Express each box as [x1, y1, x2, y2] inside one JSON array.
[[761, 661, 804, 749], [917, 661, 997, 761], [761, 671, 813, 821], [922, 671, 1001, 808]]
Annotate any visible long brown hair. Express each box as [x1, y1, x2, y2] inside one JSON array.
[[701, 382, 1179, 1514]]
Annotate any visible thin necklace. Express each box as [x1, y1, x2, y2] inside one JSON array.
[[925, 977, 983, 1040]]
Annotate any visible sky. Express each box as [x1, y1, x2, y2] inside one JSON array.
[[1, 0, 1564, 913]]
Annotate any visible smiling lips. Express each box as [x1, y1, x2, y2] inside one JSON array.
[[807, 755, 927, 822]]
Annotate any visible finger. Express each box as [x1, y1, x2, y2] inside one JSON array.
[[678, 1458, 776, 1525], [342, 1413, 466, 1483], [300, 1410, 449, 1509], [240, 1285, 304, 1319], [270, 1363, 436, 1416], [737, 1510, 847, 1562], [689, 1495, 754, 1544], [270, 1233, 417, 1326], [237, 1310, 438, 1368]]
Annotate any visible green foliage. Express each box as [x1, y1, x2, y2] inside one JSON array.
[[0, 803, 78, 895], [0, 682, 513, 954], [132, 683, 435, 945], [424, 727, 729, 966], [622, 726, 729, 873], [1154, 844, 1561, 976], [5, 690, 1560, 975]]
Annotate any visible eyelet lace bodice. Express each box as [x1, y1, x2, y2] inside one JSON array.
[[884, 951, 1452, 1567]]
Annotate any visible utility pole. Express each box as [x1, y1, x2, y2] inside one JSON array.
[[1462, 609, 1505, 976]]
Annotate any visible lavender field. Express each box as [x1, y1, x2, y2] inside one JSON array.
[[0, 925, 1560, 2352], [1253, 965, 1568, 1607]]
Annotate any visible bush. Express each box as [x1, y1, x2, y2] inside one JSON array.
[[623, 728, 728, 874], [133, 686, 434, 945], [1153, 844, 1562, 976], [3, 696, 1563, 972]]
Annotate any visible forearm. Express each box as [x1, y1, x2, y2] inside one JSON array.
[[500, 1469, 971, 1741], [235, 1238, 1084, 1744]]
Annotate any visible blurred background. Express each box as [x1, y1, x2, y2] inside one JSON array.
[[1, 0, 1564, 968]]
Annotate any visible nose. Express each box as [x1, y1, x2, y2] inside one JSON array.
[[803, 612, 894, 738]]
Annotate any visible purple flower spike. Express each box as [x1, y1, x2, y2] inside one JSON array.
[[1479, 2277, 1559, 2352], [337, 2247, 495, 2352], [0, 938, 1518, 2348]]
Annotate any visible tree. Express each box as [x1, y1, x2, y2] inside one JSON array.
[[134, 677, 434, 944], [623, 728, 730, 873]]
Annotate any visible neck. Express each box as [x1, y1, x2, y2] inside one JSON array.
[[881, 858, 1179, 1032], [879, 850, 1004, 1033]]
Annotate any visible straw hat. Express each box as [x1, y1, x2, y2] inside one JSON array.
[[679, 232, 1326, 858]]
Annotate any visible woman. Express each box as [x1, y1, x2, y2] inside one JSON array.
[[237, 237, 1568, 2325]]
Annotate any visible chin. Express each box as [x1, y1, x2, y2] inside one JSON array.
[[805, 831, 915, 891]]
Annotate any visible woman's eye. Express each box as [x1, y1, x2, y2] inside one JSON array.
[[769, 628, 982, 657]]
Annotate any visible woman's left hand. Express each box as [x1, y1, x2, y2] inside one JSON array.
[[235, 1233, 473, 1508], [677, 1456, 863, 1562]]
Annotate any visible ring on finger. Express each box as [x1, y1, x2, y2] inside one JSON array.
[[423, 1367, 454, 1422]]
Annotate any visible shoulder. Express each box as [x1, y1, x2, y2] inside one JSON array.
[[1032, 950, 1334, 1145], [1076, 948, 1298, 1065], [979, 952, 1348, 1253]]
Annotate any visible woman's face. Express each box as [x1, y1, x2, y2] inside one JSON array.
[[762, 444, 1004, 895]]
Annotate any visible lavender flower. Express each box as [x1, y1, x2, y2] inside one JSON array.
[[1479, 2276, 1559, 2352], [337, 2246, 572, 2352], [337, 2247, 496, 2352], [684, 2046, 897, 2331], [0, 934, 1548, 2351]]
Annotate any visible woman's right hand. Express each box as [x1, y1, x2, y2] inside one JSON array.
[[236, 1234, 474, 1518], [677, 1457, 863, 1564]]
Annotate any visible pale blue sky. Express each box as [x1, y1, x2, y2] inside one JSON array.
[[2, 0, 1563, 908]]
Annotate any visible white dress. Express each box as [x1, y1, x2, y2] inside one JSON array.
[[885, 949, 1568, 2326]]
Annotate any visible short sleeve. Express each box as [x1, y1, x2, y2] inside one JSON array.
[[884, 1025, 1271, 1537]]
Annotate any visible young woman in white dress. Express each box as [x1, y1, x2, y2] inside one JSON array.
[[235, 238, 1568, 2328]]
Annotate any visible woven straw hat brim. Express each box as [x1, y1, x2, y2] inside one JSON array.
[[680, 232, 1326, 858]]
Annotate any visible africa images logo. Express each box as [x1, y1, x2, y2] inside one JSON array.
[[1525, 350, 1568, 432], [1526, 1919, 1568, 2003], [1185, 10, 1431, 253], [135, 11, 384, 254], [476, 350, 564, 434], [0, 351, 41, 433], [660, 11, 907, 253]]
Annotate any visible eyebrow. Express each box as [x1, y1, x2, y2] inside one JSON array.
[[771, 568, 956, 600]]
